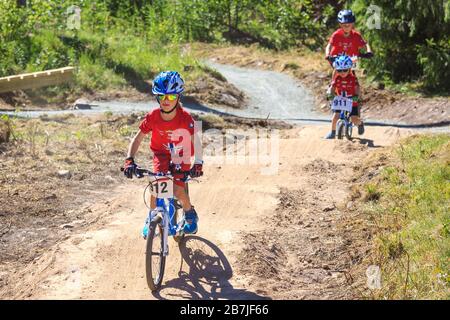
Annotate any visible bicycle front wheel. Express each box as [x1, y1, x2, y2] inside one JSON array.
[[337, 120, 345, 139], [345, 124, 353, 140], [145, 219, 166, 291]]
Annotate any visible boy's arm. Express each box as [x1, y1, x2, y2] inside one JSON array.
[[123, 130, 146, 178], [127, 130, 146, 159], [325, 43, 332, 57], [356, 84, 361, 97], [353, 82, 361, 100], [189, 131, 203, 177], [359, 34, 372, 56], [327, 82, 337, 99]]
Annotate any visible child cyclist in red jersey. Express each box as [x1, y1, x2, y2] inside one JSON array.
[[325, 9, 373, 70], [325, 55, 363, 139], [123, 71, 203, 237]]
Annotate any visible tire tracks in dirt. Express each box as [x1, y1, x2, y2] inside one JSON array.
[[0, 125, 417, 300]]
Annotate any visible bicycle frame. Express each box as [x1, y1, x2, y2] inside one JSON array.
[[143, 171, 191, 257], [121, 166, 194, 291], [150, 194, 181, 257], [339, 110, 353, 128]]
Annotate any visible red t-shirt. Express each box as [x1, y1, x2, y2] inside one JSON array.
[[139, 106, 195, 156], [329, 29, 367, 57], [332, 72, 359, 106]]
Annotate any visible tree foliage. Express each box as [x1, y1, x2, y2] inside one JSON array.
[[351, 0, 450, 92], [0, 1, 447, 92], [0, 0, 338, 78]]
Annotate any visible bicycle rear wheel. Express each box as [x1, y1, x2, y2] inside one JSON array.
[[145, 218, 166, 291]]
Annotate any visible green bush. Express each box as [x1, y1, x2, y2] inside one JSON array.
[[26, 30, 76, 72], [417, 38, 450, 93], [351, 0, 450, 92], [0, 1, 208, 94]]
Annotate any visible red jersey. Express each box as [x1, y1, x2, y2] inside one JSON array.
[[329, 29, 367, 57], [139, 106, 195, 156], [332, 72, 359, 106]]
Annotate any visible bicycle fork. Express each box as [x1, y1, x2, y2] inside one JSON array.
[[154, 198, 184, 257], [162, 211, 170, 257], [150, 206, 170, 257]]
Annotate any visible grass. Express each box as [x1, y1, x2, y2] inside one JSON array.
[[361, 134, 450, 299], [71, 30, 210, 94], [2, 29, 218, 104], [0, 115, 12, 143], [2, 114, 143, 181], [76, 53, 126, 91]]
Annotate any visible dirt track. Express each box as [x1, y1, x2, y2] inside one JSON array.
[[1, 51, 447, 300], [0, 124, 417, 300]]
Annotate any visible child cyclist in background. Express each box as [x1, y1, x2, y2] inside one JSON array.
[[324, 55, 364, 139], [123, 71, 203, 237], [325, 9, 373, 73]]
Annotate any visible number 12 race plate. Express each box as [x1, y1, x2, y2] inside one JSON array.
[[150, 178, 174, 199]]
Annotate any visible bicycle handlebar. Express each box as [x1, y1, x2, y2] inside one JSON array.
[[326, 52, 374, 63], [120, 167, 192, 180]]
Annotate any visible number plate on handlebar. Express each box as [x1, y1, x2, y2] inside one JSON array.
[[150, 178, 174, 199], [331, 96, 353, 112]]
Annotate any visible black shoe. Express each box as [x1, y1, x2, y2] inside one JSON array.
[[324, 131, 336, 139], [358, 122, 365, 135]]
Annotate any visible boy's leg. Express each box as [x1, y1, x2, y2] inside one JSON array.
[[142, 194, 157, 239], [331, 111, 340, 130], [150, 194, 156, 209], [142, 153, 169, 239], [325, 112, 340, 139], [174, 184, 191, 211], [350, 106, 364, 135], [174, 183, 198, 234], [350, 116, 361, 126]]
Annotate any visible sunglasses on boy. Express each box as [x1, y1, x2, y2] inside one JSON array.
[[157, 94, 178, 101], [337, 69, 350, 73]]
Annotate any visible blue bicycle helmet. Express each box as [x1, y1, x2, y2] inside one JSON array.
[[152, 71, 185, 95], [337, 9, 356, 24], [333, 55, 353, 70]]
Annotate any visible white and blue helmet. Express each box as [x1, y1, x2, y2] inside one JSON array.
[[152, 71, 185, 95], [333, 55, 353, 70], [337, 9, 356, 23]]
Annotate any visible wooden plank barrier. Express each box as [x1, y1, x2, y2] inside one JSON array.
[[0, 67, 75, 93]]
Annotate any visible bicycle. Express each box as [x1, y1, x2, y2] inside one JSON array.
[[330, 94, 355, 140], [121, 166, 194, 291], [326, 53, 372, 140]]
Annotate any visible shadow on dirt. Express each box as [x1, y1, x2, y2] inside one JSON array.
[[352, 137, 381, 148], [151, 236, 270, 300]]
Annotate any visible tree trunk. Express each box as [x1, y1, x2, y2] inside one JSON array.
[[234, 0, 241, 30], [227, 0, 232, 34]]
